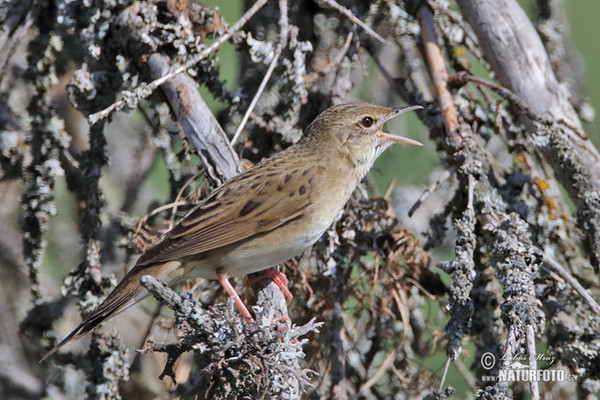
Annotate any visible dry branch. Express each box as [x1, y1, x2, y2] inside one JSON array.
[[88, 0, 269, 124], [3, 0, 600, 398], [411, 2, 547, 398], [139, 275, 318, 398], [456, 0, 600, 270]]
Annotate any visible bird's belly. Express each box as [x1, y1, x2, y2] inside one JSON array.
[[198, 215, 332, 278], [227, 227, 325, 276]]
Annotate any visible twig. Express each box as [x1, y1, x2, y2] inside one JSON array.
[[417, 4, 461, 144], [383, 178, 395, 200], [467, 174, 474, 208], [146, 200, 190, 218], [448, 72, 544, 127], [526, 324, 540, 400], [89, 0, 269, 124], [146, 53, 242, 184], [0, 0, 35, 82], [543, 249, 600, 317], [453, 358, 477, 391], [131, 302, 163, 369], [451, 71, 588, 141], [169, 170, 203, 229], [364, 44, 412, 106], [404, 277, 437, 301], [329, 260, 347, 400], [231, 0, 289, 145], [438, 357, 452, 392], [304, 31, 353, 83], [120, 132, 157, 213], [438, 174, 476, 389], [319, 0, 388, 45], [141, 275, 184, 311], [134, 200, 190, 241], [408, 167, 454, 217], [455, 0, 600, 273], [358, 350, 397, 394]]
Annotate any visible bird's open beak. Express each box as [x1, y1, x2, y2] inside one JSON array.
[[378, 105, 423, 146]]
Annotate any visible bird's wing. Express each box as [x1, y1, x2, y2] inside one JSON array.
[[136, 160, 324, 266]]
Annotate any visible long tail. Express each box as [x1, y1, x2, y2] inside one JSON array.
[[40, 266, 150, 362]]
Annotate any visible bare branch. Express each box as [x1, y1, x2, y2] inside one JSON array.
[[417, 4, 460, 142], [147, 53, 242, 184], [319, 0, 388, 45], [231, 0, 290, 145], [543, 249, 600, 317]]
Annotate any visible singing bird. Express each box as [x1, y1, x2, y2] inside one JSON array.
[[41, 102, 422, 361]]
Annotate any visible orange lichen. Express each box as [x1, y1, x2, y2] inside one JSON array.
[[535, 178, 549, 191], [545, 197, 558, 220]]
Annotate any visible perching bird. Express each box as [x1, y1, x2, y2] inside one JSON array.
[[41, 102, 422, 361]]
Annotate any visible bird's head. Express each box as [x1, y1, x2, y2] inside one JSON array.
[[303, 102, 423, 170]]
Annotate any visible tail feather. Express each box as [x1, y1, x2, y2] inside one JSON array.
[[40, 269, 147, 363]]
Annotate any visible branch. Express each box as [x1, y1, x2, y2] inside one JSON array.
[[113, 3, 306, 393], [231, 0, 290, 145], [543, 249, 600, 317], [329, 260, 347, 400], [318, 0, 388, 45], [455, 0, 600, 270], [146, 53, 241, 184], [89, 0, 269, 124], [140, 275, 320, 398], [411, 3, 544, 397], [417, 4, 460, 142]]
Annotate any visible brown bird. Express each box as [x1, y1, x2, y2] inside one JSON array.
[[40, 102, 422, 361]]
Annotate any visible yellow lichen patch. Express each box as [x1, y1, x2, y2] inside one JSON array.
[[453, 46, 466, 58], [535, 178, 549, 191], [545, 197, 558, 220]]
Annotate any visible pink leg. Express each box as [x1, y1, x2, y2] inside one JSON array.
[[218, 274, 254, 322], [247, 267, 293, 302]]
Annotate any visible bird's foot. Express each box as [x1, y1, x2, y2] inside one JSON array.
[[218, 274, 254, 322], [247, 267, 293, 302]]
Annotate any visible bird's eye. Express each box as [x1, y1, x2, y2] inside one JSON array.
[[362, 116, 374, 127]]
